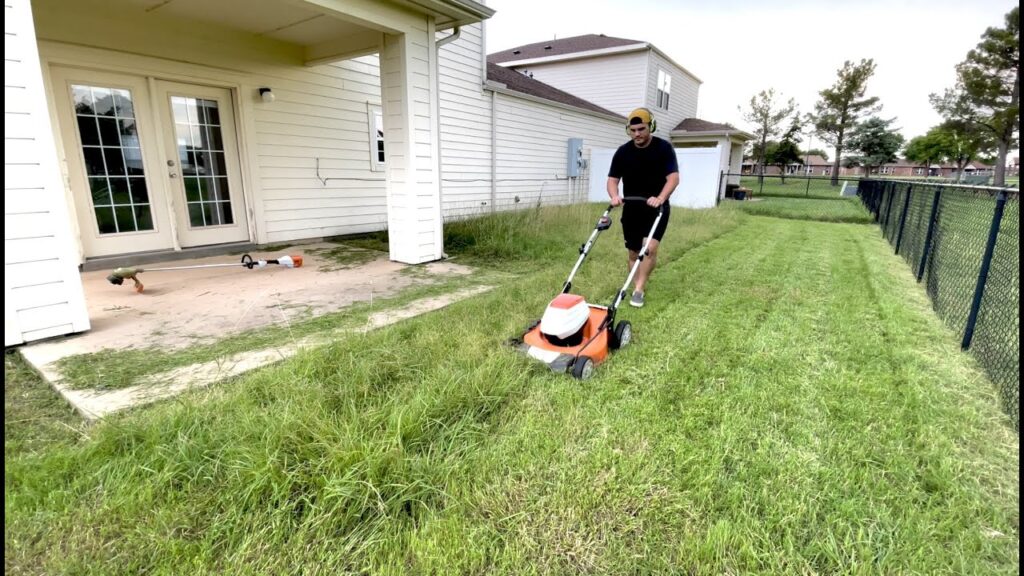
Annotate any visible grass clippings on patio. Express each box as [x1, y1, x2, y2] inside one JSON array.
[[5, 206, 1018, 575]]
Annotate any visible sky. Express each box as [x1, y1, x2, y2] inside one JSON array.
[[484, 0, 1017, 158]]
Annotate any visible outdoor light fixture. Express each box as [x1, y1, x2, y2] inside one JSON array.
[[258, 87, 275, 103]]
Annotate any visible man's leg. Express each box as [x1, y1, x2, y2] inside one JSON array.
[[633, 238, 660, 294]]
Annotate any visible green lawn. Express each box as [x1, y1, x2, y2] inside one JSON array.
[[5, 206, 1019, 574], [740, 175, 860, 200], [733, 196, 873, 224]]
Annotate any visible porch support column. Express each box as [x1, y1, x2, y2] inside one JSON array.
[[380, 21, 443, 264]]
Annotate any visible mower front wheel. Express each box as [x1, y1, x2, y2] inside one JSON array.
[[612, 321, 632, 349], [571, 355, 595, 380]]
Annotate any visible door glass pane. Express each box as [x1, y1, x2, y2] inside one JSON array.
[[170, 96, 233, 228], [72, 84, 152, 234]]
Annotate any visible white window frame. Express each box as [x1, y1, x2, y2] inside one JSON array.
[[367, 103, 385, 172], [656, 69, 671, 110]]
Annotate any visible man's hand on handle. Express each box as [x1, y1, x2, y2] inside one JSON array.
[[646, 196, 665, 208], [610, 195, 623, 207]]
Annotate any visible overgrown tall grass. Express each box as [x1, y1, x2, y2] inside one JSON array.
[[6, 206, 1018, 574]]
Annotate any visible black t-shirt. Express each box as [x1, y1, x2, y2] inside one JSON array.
[[608, 136, 679, 200]]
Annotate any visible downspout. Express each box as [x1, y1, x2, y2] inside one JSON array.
[[434, 26, 461, 252], [490, 88, 497, 212]]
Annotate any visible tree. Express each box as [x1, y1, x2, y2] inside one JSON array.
[[766, 117, 804, 183], [810, 59, 881, 185], [845, 117, 906, 177], [740, 89, 796, 177], [904, 121, 993, 180], [930, 7, 1019, 186], [904, 132, 949, 177]]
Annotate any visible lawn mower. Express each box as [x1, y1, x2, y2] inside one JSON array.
[[511, 197, 665, 380]]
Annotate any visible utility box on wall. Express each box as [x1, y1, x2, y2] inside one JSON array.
[[567, 137, 583, 177]]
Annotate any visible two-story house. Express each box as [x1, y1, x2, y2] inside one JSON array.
[[489, 34, 751, 193]]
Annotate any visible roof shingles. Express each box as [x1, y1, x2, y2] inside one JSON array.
[[488, 34, 645, 63], [672, 118, 740, 133]]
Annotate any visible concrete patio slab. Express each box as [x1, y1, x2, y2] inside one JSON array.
[[19, 242, 490, 418], [41, 286, 492, 419]]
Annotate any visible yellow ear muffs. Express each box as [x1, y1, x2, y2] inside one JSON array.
[[626, 107, 656, 134]]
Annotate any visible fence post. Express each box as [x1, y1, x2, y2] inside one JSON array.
[[805, 175, 811, 197], [759, 172, 765, 197], [870, 181, 881, 220], [895, 184, 913, 254], [717, 171, 725, 206], [917, 187, 943, 282], [961, 190, 1008, 350], [882, 182, 896, 232]]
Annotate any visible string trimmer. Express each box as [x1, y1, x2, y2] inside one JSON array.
[[106, 253, 303, 293]]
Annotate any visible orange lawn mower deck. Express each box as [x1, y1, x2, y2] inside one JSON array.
[[511, 198, 665, 380]]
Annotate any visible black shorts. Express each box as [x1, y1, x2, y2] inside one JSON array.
[[621, 204, 670, 252]]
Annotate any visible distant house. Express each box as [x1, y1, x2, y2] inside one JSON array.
[[741, 154, 832, 176]]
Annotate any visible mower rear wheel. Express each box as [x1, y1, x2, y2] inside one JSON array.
[[571, 355, 595, 380], [613, 321, 632, 349]]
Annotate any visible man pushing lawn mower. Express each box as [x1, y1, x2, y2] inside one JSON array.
[[607, 107, 679, 308]]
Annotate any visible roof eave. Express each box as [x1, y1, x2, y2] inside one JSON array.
[[648, 44, 703, 84], [672, 129, 754, 141], [412, 0, 495, 29]]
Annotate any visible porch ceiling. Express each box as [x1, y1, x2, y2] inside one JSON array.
[[115, 0, 492, 63]]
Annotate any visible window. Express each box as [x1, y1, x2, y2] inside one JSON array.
[[657, 69, 672, 109], [72, 84, 154, 235], [367, 104, 385, 171], [170, 96, 234, 228]]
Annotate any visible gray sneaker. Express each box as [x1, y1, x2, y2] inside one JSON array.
[[629, 291, 645, 308]]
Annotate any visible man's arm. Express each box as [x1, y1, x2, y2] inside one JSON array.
[[607, 177, 623, 206], [647, 172, 679, 208]]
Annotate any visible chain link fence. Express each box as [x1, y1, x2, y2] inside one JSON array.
[[721, 174, 873, 223], [860, 180, 1019, 430]]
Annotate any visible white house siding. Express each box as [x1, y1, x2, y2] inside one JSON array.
[[5, 0, 90, 345], [509, 51, 647, 118], [492, 94, 624, 210], [253, 55, 387, 243], [34, 0, 391, 250], [437, 23, 493, 219], [380, 20, 444, 263], [646, 50, 700, 132]]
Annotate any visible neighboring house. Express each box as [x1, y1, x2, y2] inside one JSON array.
[[845, 160, 995, 179], [489, 34, 751, 191], [488, 34, 699, 132], [670, 119, 750, 185]]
